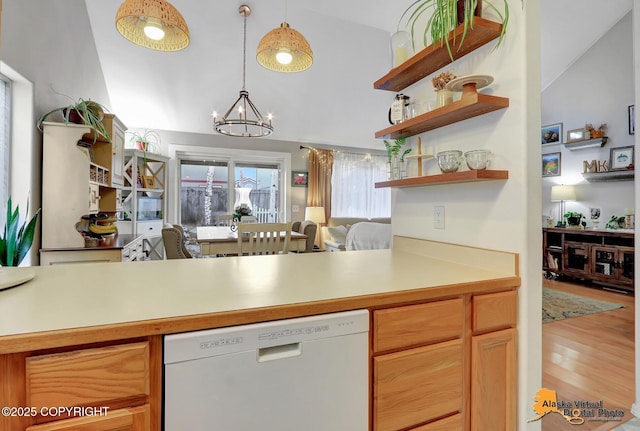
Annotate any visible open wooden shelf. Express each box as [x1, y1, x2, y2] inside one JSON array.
[[582, 170, 634, 182], [374, 18, 504, 92], [375, 91, 509, 139], [375, 169, 509, 188]]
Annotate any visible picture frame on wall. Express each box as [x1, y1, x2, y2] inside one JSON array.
[[292, 171, 308, 187], [541, 123, 562, 145], [629, 105, 635, 135], [542, 152, 561, 177], [609, 146, 634, 170]]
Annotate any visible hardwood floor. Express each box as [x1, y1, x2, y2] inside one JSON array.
[[542, 278, 635, 431]]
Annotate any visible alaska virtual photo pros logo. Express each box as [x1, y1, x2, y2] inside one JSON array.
[[529, 388, 625, 425]]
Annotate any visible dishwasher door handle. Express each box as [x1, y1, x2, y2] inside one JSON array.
[[257, 342, 302, 362]]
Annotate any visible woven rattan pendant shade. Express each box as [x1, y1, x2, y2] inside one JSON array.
[[257, 22, 313, 73], [116, 0, 190, 51]]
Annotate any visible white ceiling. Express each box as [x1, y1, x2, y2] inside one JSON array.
[[85, 0, 632, 149]]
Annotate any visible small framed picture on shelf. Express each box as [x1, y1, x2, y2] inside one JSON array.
[[629, 105, 635, 135], [142, 175, 156, 188], [292, 171, 308, 187], [566, 128, 588, 143], [609, 146, 634, 170], [541, 123, 562, 145], [542, 152, 561, 177]]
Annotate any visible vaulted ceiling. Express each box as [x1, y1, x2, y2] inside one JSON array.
[[85, 0, 632, 149]]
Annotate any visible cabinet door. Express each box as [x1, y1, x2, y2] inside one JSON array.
[[591, 245, 618, 282], [26, 405, 149, 431], [374, 339, 463, 431], [563, 241, 589, 276], [111, 121, 125, 186], [618, 246, 634, 285], [471, 328, 516, 431]]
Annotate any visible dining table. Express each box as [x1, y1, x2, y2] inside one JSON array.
[[196, 225, 308, 256]]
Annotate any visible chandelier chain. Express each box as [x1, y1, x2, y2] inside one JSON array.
[[242, 10, 247, 91]]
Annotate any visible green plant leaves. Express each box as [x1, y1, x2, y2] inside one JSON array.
[[0, 197, 41, 266]]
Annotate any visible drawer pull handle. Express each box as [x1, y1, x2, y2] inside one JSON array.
[[258, 343, 301, 362]]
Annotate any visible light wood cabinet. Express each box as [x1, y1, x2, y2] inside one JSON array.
[[0, 338, 161, 431], [372, 290, 516, 431]]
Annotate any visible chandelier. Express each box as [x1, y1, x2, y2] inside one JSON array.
[[213, 5, 274, 138], [256, 0, 313, 74], [115, 0, 190, 52]]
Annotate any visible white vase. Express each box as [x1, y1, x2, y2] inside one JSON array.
[[234, 187, 253, 211], [436, 89, 453, 108]]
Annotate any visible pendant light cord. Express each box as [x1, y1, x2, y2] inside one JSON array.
[[242, 11, 247, 91]]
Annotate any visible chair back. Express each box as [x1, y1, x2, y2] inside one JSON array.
[[237, 222, 291, 256], [162, 224, 192, 259], [218, 214, 234, 226], [241, 215, 257, 223]]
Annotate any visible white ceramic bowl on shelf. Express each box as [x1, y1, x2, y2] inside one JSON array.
[[437, 150, 463, 173], [464, 149, 491, 170]]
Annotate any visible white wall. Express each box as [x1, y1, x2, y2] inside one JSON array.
[[541, 13, 634, 227], [387, 3, 541, 430], [632, 0, 640, 418]]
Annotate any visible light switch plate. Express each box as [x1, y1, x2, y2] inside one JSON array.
[[434, 205, 445, 229]]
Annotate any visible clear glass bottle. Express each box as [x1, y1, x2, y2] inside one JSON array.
[[390, 31, 413, 68]]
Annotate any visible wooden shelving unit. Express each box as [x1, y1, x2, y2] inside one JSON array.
[[375, 169, 508, 188], [374, 18, 504, 92], [375, 91, 509, 139]]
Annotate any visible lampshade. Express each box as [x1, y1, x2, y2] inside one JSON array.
[[257, 22, 313, 73], [305, 206, 326, 224], [116, 0, 190, 52], [213, 5, 274, 138], [551, 185, 576, 202]]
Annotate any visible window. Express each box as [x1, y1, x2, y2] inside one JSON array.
[[0, 74, 10, 208], [331, 151, 390, 218]]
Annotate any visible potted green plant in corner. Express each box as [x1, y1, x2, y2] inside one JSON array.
[[564, 211, 586, 229], [128, 129, 161, 153], [36, 97, 111, 143], [399, 0, 512, 61], [0, 196, 40, 266]]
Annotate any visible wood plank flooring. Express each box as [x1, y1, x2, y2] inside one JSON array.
[[542, 279, 635, 431]]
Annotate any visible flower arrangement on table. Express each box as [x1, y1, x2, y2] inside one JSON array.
[[432, 71, 456, 91], [232, 204, 252, 222]]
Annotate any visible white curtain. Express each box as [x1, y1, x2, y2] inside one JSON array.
[[331, 151, 390, 218]]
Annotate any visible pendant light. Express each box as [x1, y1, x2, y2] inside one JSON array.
[[256, 0, 313, 73], [115, 0, 190, 51], [213, 5, 274, 138]]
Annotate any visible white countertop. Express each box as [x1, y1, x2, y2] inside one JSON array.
[[0, 237, 519, 349]]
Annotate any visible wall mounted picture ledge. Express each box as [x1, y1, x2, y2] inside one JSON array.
[[542, 123, 562, 145], [542, 152, 561, 177], [629, 105, 635, 135]]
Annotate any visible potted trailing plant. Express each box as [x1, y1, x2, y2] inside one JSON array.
[[0, 196, 40, 266], [37, 97, 111, 143], [128, 129, 161, 153], [605, 215, 625, 230], [398, 0, 511, 61], [564, 211, 586, 229]]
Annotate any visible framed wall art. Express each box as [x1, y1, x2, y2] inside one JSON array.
[[542, 152, 561, 177], [610, 146, 634, 170], [541, 123, 562, 145], [292, 171, 308, 187]]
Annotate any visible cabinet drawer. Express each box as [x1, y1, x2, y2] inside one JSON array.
[[137, 221, 163, 238], [473, 290, 517, 333], [407, 413, 462, 431], [373, 298, 463, 352], [26, 405, 149, 431], [26, 342, 150, 409], [373, 339, 463, 431]]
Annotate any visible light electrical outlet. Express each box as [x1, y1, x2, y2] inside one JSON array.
[[434, 205, 445, 229], [292, 205, 300, 213]]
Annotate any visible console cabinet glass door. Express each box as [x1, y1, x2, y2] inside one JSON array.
[[591, 246, 617, 282], [619, 247, 634, 285], [563, 242, 589, 275]]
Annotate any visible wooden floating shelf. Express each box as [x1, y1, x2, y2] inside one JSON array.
[[375, 169, 509, 188], [374, 18, 504, 92], [375, 92, 509, 139]]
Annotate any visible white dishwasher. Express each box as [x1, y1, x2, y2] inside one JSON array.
[[164, 309, 369, 431]]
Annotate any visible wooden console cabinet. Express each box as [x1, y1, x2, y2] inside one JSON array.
[[543, 227, 634, 291]]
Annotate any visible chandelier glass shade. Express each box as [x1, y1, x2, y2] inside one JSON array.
[[256, 22, 313, 73], [214, 5, 273, 138], [115, 0, 190, 52]]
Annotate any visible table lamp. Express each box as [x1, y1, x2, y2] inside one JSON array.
[[304, 206, 326, 248], [551, 185, 576, 227]]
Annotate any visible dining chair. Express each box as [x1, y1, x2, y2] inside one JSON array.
[[218, 214, 234, 226], [162, 224, 193, 259], [241, 215, 257, 223], [237, 222, 291, 256]]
